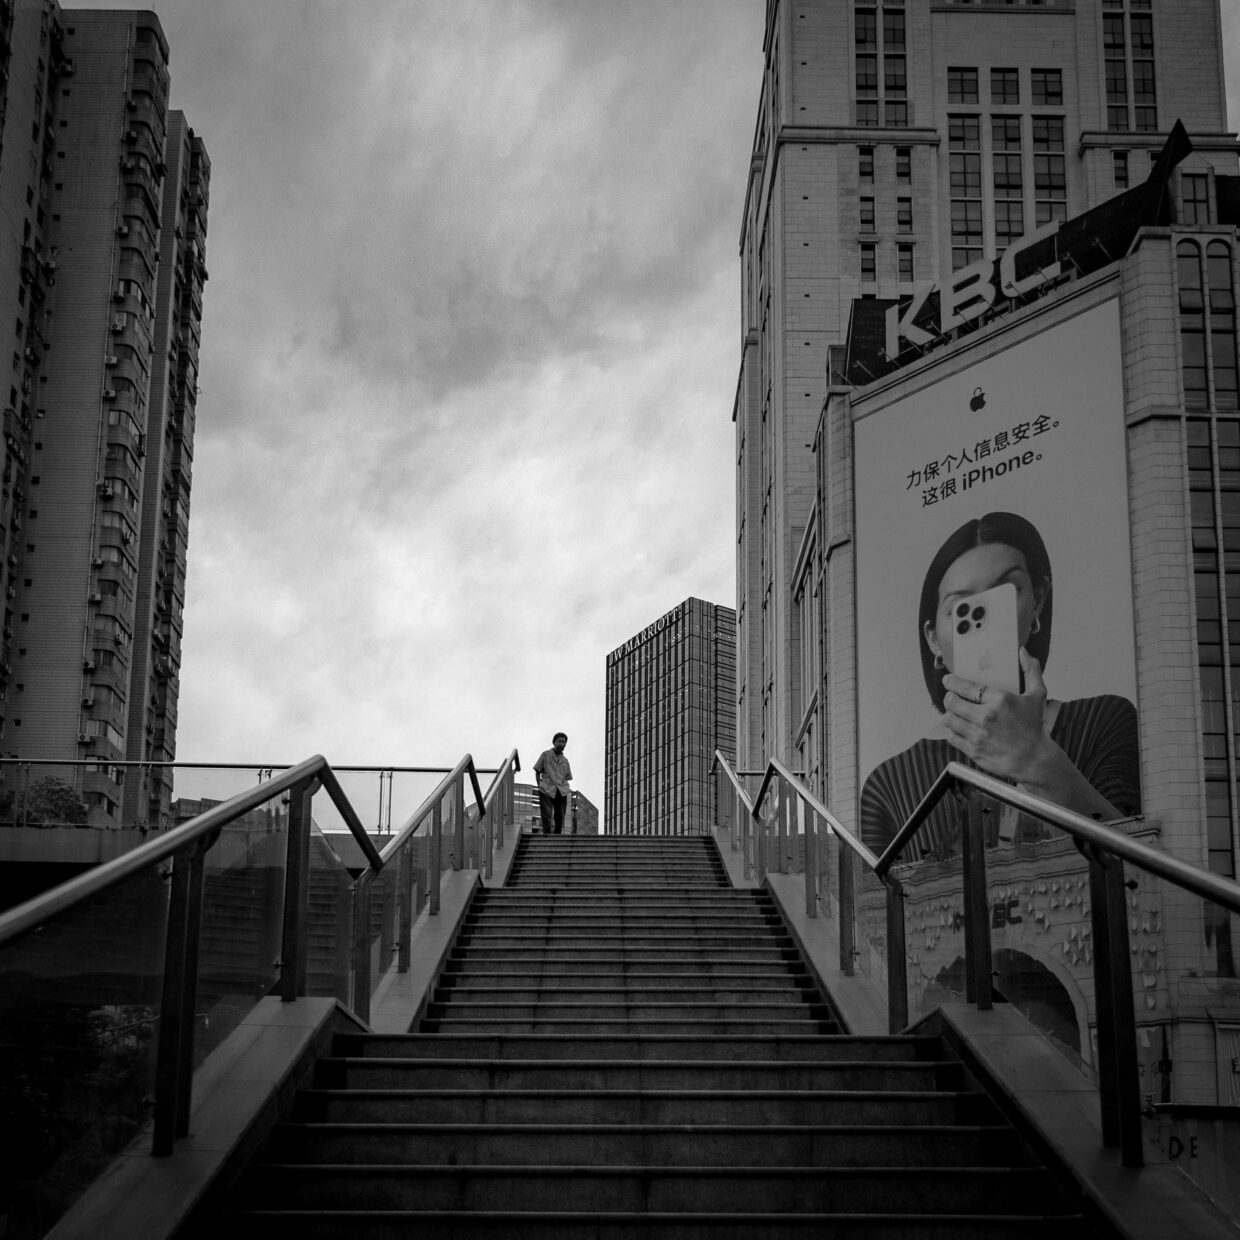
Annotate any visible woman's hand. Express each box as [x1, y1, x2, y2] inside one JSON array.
[[942, 650, 1124, 821], [941, 648, 1049, 781]]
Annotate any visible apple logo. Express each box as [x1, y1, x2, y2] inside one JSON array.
[[970, 386, 986, 412]]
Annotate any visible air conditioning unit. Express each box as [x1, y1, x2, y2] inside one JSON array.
[[116, 224, 130, 237], [88, 592, 102, 603], [121, 531, 133, 544], [82, 696, 95, 708], [104, 355, 118, 367], [77, 733, 90, 744], [102, 388, 117, 400], [91, 556, 105, 567], [98, 485, 114, 500], [83, 659, 96, 672], [110, 318, 125, 332]]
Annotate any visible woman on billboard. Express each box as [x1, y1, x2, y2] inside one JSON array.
[[860, 511, 1140, 861]]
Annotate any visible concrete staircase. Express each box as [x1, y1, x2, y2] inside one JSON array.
[[220, 833, 1102, 1237]]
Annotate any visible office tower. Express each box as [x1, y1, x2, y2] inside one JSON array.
[[734, 0, 1233, 778], [734, 0, 1240, 1109], [605, 598, 736, 835], [0, 5, 208, 827]]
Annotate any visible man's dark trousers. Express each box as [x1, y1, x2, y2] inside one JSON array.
[[539, 789, 567, 834]]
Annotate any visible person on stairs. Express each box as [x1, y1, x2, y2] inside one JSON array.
[[533, 732, 572, 834]]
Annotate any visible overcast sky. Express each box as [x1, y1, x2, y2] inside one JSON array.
[[64, 3, 1240, 821], [66, 0, 764, 813]]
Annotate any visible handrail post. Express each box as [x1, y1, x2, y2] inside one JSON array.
[[839, 844, 856, 977], [1088, 844, 1144, 1166], [175, 851, 206, 1139], [960, 792, 992, 1010], [755, 802, 767, 887], [397, 844, 413, 973], [803, 797, 817, 918], [280, 777, 314, 1001], [429, 801, 442, 915], [885, 877, 909, 1033], [153, 847, 199, 1155], [453, 772, 465, 870], [352, 873, 372, 1026]]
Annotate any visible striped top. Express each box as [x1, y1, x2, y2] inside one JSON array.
[[859, 695, 1141, 863]]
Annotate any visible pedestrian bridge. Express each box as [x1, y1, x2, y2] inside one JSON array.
[[0, 749, 1238, 1238]]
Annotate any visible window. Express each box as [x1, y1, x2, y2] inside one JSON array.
[[895, 146, 911, 182], [1031, 68, 1063, 106], [1104, 14, 1128, 130], [948, 66, 978, 104], [1181, 174, 1210, 226], [857, 53, 878, 97], [860, 242, 877, 283], [992, 115, 1023, 246], [1113, 150, 1129, 188], [1131, 13, 1156, 131], [1033, 116, 1066, 226], [859, 146, 874, 182], [990, 68, 1019, 105], [950, 115, 983, 269], [860, 196, 876, 231], [856, 5, 910, 128], [897, 243, 914, 282], [897, 197, 912, 232]]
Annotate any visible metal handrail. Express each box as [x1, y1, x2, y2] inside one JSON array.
[[0, 747, 518, 1162], [728, 748, 1240, 1171], [0, 754, 380, 948], [756, 756, 879, 871], [876, 761, 1240, 913], [374, 754, 487, 869]]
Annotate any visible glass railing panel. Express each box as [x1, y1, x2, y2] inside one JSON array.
[[192, 797, 289, 1067], [976, 802, 1096, 1074], [0, 863, 168, 1236], [305, 825, 353, 1003], [1132, 866, 1239, 1218], [364, 854, 402, 1003]]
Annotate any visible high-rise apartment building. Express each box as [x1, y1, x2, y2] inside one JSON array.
[[604, 597, 736, 835], [735, 0, 1233, 778], [0, 4, 207, 827]]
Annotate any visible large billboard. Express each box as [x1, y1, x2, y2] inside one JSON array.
[[853, 298, 1141, 859]]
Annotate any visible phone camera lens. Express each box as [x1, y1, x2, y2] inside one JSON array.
[[955, 602, 969, 618], [971, 606, 985, 622], [956, 619, 970, 636]]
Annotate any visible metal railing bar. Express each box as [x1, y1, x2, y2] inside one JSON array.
[[712, 751, 756, 814], [0, 754, 326, 949], [875, 761, 1240, 914], [0, 757, 500, 774], [762, 756, 881, 871], [373, 754, 486, 872]]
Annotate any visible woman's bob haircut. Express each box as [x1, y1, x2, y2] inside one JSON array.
[[917, 511, 1052, 712]]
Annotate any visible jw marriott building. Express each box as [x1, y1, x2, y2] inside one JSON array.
[[605, 598, 736, 835], [0, 5, 208, 828]]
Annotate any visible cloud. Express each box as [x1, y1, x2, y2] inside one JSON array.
[[64, 0, 763, 810]]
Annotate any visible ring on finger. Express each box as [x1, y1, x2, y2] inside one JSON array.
[[973, 684, 985, 705]]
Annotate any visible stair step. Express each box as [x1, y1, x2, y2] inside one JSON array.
[[334, 1034, 946, 1062], [297, 1089, 999, 1126], [218, 1208, 1096, 1239], [316, 1058, 959, 1092], [239, 1163, 1070, 1214], [271, 1121, 1034, 1168]]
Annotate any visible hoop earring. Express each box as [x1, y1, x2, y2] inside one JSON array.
[[1031, 615, 1041, 635], [933, 653, 945, 670]]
